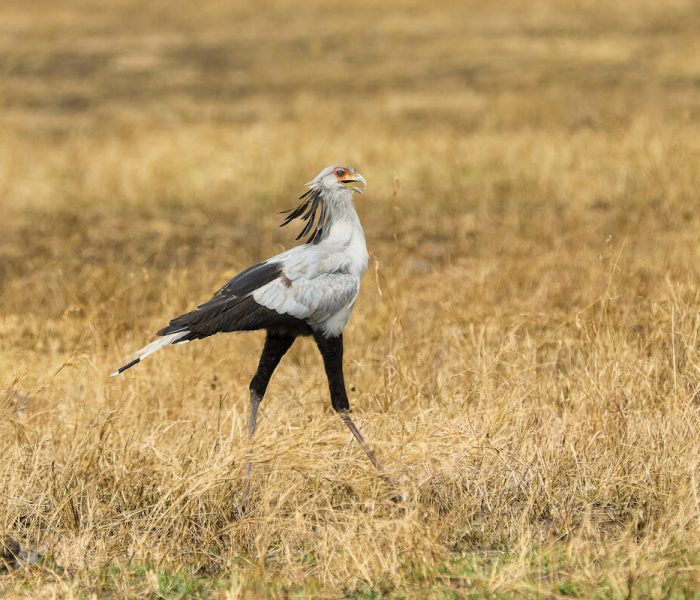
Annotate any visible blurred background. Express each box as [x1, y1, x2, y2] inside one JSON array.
[[2, 0, 699, 334], [2, 0, 700, 595]]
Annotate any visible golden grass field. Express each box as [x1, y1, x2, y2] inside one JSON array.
[[2, 0, 700, 596]]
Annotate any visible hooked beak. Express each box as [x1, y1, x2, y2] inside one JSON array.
[[340, 172, 366, 195]]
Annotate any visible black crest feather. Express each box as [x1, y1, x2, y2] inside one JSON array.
[[279, 188, 330, 245]]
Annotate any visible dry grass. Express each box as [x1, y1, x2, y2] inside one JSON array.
[[2, 0, 700, 597]]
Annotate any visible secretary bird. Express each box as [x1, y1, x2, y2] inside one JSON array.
[[112, 165, 384, 476]]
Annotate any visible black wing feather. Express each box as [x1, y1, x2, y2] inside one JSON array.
[[173, 296, 311, 340], [157, 261, 301, 338], [214, 261, 282, 298]]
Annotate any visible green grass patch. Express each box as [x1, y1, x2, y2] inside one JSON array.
[[4, 549, 700, 599]]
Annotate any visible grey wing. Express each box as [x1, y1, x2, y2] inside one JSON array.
[[252, 270, 360, 329], [157, 260, 305, 339]]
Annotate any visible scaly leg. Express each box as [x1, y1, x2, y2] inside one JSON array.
[[313, 332, 386, 474], [340, 411, 385, 473]]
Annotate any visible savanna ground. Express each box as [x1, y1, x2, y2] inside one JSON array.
[[1, 0, 700, 597]]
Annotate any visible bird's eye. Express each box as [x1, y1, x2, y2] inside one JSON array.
[[335, 169, 345, 177]]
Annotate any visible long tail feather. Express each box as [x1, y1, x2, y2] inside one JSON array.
[[110, 331, 189, 376]]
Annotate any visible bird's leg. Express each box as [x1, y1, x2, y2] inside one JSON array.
[[340, 411, 385, 473], [313, 332, 385, 474], [245, 389, 262, 479], [245, 332, 296, 481]]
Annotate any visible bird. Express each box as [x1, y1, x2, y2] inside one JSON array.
[[111, 165, 385, 477]]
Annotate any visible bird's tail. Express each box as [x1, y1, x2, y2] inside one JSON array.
[[110, 331, 190, 376]]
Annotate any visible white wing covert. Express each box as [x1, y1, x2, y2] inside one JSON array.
[[253, 270, 359, 325]]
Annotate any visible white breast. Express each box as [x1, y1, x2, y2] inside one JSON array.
[[314, 218, 368, 336], [319, 219, 369, 278]]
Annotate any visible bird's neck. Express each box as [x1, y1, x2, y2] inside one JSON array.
[[323, 192, 364, 243], [319, 192, 368, 278]]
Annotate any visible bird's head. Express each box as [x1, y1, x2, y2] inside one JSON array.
[[307, 165, 366, 196], [280, 165, 366, 244]]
